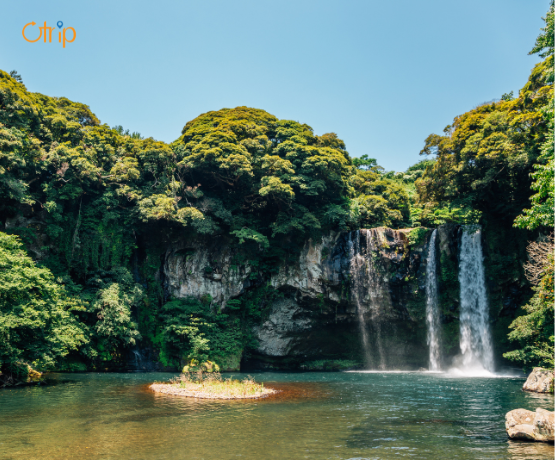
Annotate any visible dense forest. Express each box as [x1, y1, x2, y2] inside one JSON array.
[[0, 6, 552, 384]]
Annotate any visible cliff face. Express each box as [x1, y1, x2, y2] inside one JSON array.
[[162, 227, 437, 370]]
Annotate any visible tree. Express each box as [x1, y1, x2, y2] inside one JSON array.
[[504, 235, 554, 369], [504, 4, 555, 370], [416, 27, 552, 225], [87, 268, 144, 361], [157, 297, 242, 368], [514, 1, 554, 231], [9, 70, 22, 83], [353, 154, 381, 171], [173, 107, 355, 241], [350, 169, 410, 228], [0, 232, 87, 383]]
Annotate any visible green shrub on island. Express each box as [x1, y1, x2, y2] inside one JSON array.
[[150, 371, 275, 399]]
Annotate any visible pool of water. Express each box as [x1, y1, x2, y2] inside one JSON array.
[[0, 371, 553, 459]]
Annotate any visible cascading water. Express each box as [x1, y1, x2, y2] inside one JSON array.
[[425, 229, 441, 371], [133, 350, 142, 368], [364, 229, 387, 370], [457, 226, 494, 373], [348, 231, 373, 368], [348, 229, 391, 370]]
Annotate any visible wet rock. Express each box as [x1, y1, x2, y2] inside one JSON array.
[[437, 224, 459, 257], [523, 368, 554, 393], [534, 409, 555, 442], [162, 226, 436, 367], [253, 298, 311, 357], [506, 409, 536, 437], [164, 243, 251, 308], [506, 408, 554, 442]]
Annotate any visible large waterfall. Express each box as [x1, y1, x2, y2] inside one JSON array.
[[458, 226, 494, 372], [425, 229, 441, 371], [348, 230, 388, 369], [348, 231, 372, 368], [364, 229, 387, 369]]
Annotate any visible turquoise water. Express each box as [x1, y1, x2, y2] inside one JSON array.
[[0, 371, 553, 459]]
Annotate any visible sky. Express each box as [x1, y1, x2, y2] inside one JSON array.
[[0, 0, 549, 171]]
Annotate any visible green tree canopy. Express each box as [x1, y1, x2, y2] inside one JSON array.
[[0, 232, 87, 378], [514, 1, 554, 231], [416, 54, 552, 224]]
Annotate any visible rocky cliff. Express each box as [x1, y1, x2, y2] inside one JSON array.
[[162, 226, 446, 370]]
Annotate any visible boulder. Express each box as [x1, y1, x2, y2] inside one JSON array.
[[534, 408, 555, 442], [523, 368, 554, 393], [506, 408, 554, 442]]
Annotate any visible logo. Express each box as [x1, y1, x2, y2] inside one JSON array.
[[22, 21, 76, 48]]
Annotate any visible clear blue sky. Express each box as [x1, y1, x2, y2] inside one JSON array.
[[1, 0, 549, 171]]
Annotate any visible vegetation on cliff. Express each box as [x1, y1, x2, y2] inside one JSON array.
[[0, 232, 87, 383], [0, 5, 552, 377], [414, 2, 554, 369], [504, 3, 554, 370]]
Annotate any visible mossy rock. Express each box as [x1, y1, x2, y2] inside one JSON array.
[[0, 362, 43, 387]]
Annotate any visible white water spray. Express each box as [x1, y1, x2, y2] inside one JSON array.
[[348, 231, 373, 368], [457, 226, 494, 373], [425, 229, 441, 371], [364, 229, 387, 369]]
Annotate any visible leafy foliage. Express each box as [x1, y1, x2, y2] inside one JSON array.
[[157, 297, 243, 368], [0, 4, 553, 374], [0, 232, 87, 376], [173, 108, 355, 240], [85, 268, 144, 361], [503, 237, 554, 369], [514, 2, 554, 231], [416, 57, 552, 225], [502, 3, 554, 369], [349, 169, 410, 228]]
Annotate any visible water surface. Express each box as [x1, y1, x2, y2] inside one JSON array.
[[1, 371, 553, 459]]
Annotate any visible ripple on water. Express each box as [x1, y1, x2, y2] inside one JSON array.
[[0, 372, 552, 460]]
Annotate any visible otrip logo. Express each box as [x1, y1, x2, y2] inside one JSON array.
[[22, 21, 76, 48]]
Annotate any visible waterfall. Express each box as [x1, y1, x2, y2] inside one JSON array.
[[364, 229, 386, 370], [348, 231, 373, 368], [347, 229, 390, 370], [458, 226, 494, 372], [425, 229, 441, 371], [133, 350, 142, 368]]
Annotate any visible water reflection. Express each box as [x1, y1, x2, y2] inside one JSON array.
[[0, 372, 552, 460], [507, 440, 555, 460]]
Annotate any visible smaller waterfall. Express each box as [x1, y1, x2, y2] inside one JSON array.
[[132, 350, 142, 368], [425, 229, 441, 371], [458, 226, 494, 373], [348, 231, 372, 368]]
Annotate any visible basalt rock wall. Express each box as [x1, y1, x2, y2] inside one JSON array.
[[163, 226, 443, 370]]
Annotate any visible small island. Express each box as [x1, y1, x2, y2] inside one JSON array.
[[150, 371, 277, 400]]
